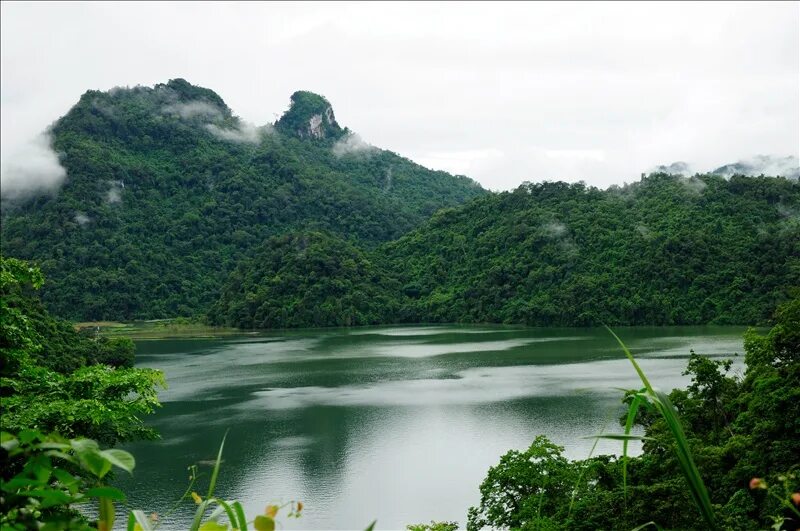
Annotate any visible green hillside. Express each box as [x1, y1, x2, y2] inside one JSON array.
[[0, 79, 484, 320], [214, 173, 800, 328]]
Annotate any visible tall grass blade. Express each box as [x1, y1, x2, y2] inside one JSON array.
[[206, 431, 228, 500], [233, 501, 249, 530], [211, 499, 238, 529], [605, 327, 717, 529], [630, 522, 665, 531], [567, 410, 608, 520], [190, 500, 211, 531], [604, 327, 654, 394], [622, 393, 643, 504], [651, 388, 716, 529], [128, 510, 154, 531]]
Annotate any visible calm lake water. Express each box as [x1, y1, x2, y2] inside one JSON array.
[[115, 325, 747, 530]]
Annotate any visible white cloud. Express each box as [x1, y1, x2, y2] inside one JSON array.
[[74, 212, 90, 225], [0, 133, 67, 200], [205, 122, 263, 144], [679, 176, 707, 195], [543, 221, 568, 238], [105, 180, 123, 204], [1, 2, 797, 191], [162, 100, 222, 120], [332, 133, 377, 157]]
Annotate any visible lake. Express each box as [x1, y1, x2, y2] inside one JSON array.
[[114, 325, 747, 530]]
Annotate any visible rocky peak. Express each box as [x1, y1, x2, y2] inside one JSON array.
[[275, 91, 344, 140]]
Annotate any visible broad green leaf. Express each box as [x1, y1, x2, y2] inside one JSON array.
[[1, 432, 18, 451], [80, 450, 113, 479], [44, 449, 77, 464], [254, 515, 275, 531], [101, 448, 136, 474], [70, 438, 100, 454], [39, 442, 71, 450], [19, 429, 41, 445]]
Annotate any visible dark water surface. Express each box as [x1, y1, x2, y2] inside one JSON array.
[[114, 325, 747, 530]]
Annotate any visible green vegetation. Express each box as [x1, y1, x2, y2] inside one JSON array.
[[0, 257, 164, 445], [217, 174, 799, 329], [1, 430, 305, 531], [2, 78, 798, 530], [466, 297, 800, 530], [275, 90, 344, 139], [2, 256, 798, 529], [0, 79, 483, 321], [1, 430, 136, 530], [74, 319, 239, 340], [210, 230, 398, 328]]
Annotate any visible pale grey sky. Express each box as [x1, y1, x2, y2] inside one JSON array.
[[1, 1, 798, 192]]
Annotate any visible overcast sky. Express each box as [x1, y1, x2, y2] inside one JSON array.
[[1, 1, 798, 191]]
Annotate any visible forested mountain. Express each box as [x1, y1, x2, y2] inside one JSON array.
[[0, 79, 484, 320], [210, 231, 399, 329], [214, 173, 800, 328]]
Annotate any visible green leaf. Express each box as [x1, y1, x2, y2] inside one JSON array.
[[190, 500, 211, 531], [199, 522, 228, 531], [99, 495, 116, 531], [52, 469, 79, 494], [631, 522, 665, 531], [100, 448, 136, 474], [586, 433, 653, 441], [44, 449, 77, 464], [206, 431, 228, 500], [210, 499, 238, 530], [622, 393, 643, 504], [606, 328, 717, 530], [254, 515, 275, 531], [128, 510, 154, 531], [233, 501, 248, 531], [364, 520, 377, 531], [38, 442, 71, 450], [1, 432, 19, 451], [80, 449, 113, 479], [70, 438, 100, 455], [18, 429, 41, 445]]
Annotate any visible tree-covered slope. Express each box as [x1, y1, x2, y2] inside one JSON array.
[[210, 231, 398, 329], [0, 79, 484, 320], [379, 174, 800, 326], [215, 173, 799, 328]]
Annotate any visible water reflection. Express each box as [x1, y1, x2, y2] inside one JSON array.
[[116, 325, 745, 530]]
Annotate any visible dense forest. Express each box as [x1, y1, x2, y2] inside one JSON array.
[[214, 174, 800, 328], [0, 79, 483, 321]]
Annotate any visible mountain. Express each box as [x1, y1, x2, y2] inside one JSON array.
[[214, 173, 800, 328], [0, 79, 484, 320], [650, 156, 799, 180], [711, 155, 799, 180]]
